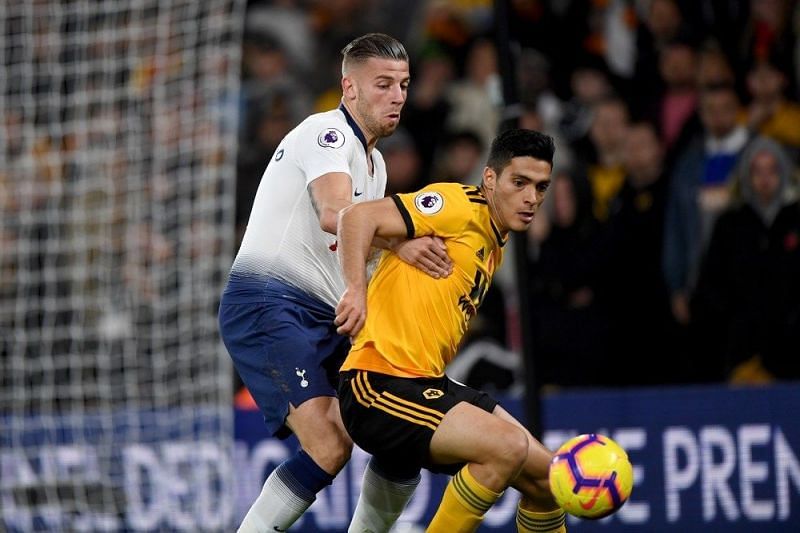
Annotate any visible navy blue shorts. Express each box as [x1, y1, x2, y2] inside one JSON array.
[[219, 279, 350, 438]]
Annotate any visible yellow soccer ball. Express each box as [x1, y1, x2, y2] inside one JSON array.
[[548, 433, 634, 519]]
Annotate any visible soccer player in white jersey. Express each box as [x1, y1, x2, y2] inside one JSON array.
[[219, 33, 451, 532]]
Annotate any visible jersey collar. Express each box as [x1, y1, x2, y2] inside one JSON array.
[[477, 185, 509, 247], [338, 103, 369, 153], [490, 218, 509, 248]]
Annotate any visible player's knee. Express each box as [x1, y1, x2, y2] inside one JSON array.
[[494, 427, 529, 478], [329, 433, 354, 470], [309, 431, 353, 473]]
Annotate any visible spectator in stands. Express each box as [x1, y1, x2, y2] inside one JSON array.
[[692, 137, 800, 383], [557, 58, 616, 146], [380, 127, 425, 194], [430, 129, 485, 185], [744, 57, 800, 154], [663, 83, 751, 329], [663, 40, 736, 171], [413, 0, 473, 74], [605, 121, 680, 385], [738, 0, 798, 93], [309, 0, 401, 95], [239, 32, 312, 140], [400, 46, 455, 178], [519, 103, 575, 173], [572, 95, 631, 224], [632, 0, 689, 117], [560, 0, 636, 98], [444, 37, 502, 153], [695, 41, 737, 89], [243, 0, 316, 78], [529, 170, 612, 387], [654, 38, 699, 152], [516, 50, 575, 170]]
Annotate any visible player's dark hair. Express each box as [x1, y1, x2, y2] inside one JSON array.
[[341, 33, 408, 73], [486, 128, 555, 172]]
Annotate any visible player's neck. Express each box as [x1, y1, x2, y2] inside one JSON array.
[[480, 185, 509, 236], [340, 101, 378, 152]]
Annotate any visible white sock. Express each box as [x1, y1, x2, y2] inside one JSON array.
[[348, 460, 420, 533], [238, 468, 313, 532]]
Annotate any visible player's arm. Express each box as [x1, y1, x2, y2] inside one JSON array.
[[334, 197, 408, 337], [310, 174, 451, 277], [308, 172, 353, 235]]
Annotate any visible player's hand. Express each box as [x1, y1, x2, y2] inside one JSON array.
[[335, 287, 367, 337], [394, 236, 452, 279]]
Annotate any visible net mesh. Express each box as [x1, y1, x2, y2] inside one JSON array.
[[1, 1, 244, 530]]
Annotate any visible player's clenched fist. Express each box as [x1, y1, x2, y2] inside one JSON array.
[[335, 287, 366, 337]]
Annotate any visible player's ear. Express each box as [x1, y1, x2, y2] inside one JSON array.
[[482, 166, 496, 191], [342, 75, 356, 101]]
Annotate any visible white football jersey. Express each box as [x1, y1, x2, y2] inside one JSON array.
[[230, 105, 387, 308]]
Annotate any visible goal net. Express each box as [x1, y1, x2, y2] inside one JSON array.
[[1, 1, 245, 530]]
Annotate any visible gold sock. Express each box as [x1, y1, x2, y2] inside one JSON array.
[[427, 465, 502, 533], [516, 505, 567, 532]]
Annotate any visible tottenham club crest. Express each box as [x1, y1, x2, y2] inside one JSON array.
[[414, 191, 444, 215], [295, 368, 309, 388], [318, 128, 345, 148]]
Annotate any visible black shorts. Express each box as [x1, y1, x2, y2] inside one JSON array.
[[338, 370, 498, 477]]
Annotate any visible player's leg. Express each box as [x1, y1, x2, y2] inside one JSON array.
[[338, 371, 424, 533], [236, 397, 351, 532], [220, 297, 351, 532], [427, 402, 530, 532], [492, 405, 566, 533], [238, 396, 350, 532], [338, 370, 445, 532], [348, 455, 420, 533], [339, 371, 528, 533], [288, 395, 353, 472]]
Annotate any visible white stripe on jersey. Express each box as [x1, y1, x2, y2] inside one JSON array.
[[231, 108, 387, 308]]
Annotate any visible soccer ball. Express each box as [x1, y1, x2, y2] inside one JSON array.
[[548, 433, 633, 519]]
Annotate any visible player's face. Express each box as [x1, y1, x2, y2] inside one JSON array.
[[484, 156, 552, 233], [344, 57, 409, 139]]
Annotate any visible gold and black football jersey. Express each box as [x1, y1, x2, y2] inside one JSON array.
[[341, 182, 508, 378]]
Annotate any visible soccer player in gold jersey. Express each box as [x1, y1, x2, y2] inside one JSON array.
[[335, 129, 567, 532]]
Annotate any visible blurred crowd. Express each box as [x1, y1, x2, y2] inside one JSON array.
[[235, 0, 800, 391]]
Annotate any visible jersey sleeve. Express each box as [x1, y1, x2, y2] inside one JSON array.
[[392, 184, 470, 240], [295, 119, 355, 186]]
